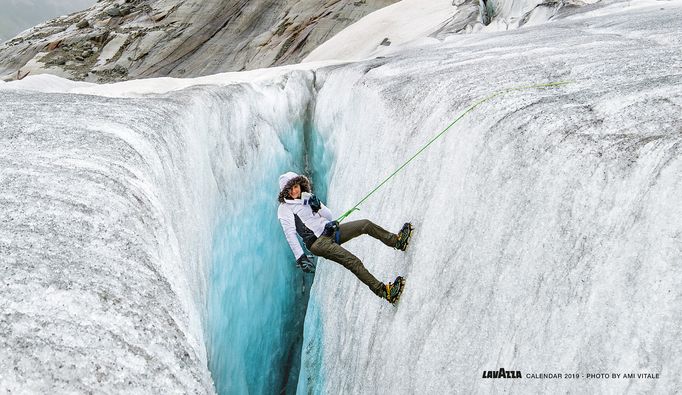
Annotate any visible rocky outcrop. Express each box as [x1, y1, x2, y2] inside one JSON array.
[[0, 0, 398, 82]]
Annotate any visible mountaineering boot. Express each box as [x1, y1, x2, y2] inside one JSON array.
[[395, 223, 413, 251], [382, 276, 405, 304]]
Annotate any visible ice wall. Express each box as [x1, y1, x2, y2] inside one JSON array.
[[0, 70, 317, 392], [300, 1, 682, 393]]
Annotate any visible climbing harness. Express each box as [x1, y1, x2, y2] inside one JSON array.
[[336, 81, 571, 223]]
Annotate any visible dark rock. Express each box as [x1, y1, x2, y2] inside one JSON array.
[[380, 37, 391, 46], [112, 65, 128, 75], [0, 0, 402, 81], [105, 6, 122, 17], [75, 56, 85, 61], [46, 40, 63, 51], [89, 30, 110, 44]]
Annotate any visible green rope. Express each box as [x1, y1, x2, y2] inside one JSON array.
[[336, 80, 572, 222]]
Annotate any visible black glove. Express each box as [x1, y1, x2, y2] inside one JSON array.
[[296, 255, 316, 273], [323, 220, 339, 237], [308, 194, 321, 214]]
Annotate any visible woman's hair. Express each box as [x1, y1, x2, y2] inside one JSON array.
[[278, 175, 312, 203]]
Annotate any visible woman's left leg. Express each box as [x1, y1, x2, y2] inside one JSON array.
[[337, 219, 397, 247]]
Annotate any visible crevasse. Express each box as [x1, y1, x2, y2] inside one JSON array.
[[206, 76, 332, 394]]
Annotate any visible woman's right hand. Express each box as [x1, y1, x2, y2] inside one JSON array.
[[308, 194, 321, 213]]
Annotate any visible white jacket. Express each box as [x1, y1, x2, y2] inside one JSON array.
[[277, 198, 333, 259]]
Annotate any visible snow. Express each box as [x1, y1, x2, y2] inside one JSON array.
[[0, 73, 93, 92], [303, 0, 655, 65], [302, 0, 566, 63], [1, 0, 681, 394], [303, 0, 457, 63], [0, 60, 342, 97]]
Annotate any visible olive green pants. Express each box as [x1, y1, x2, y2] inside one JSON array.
[[309, 219, 398, 297]]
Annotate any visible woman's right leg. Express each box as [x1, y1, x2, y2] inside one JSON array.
[[310, 235, 385, 297]]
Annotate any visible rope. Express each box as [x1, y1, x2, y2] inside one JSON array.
[[336, 80, 571, 222]]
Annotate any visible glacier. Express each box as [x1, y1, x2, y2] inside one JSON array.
[[299, 1, 682, 393], [0, 71, 319, 393], [1, 0, 681, 393]]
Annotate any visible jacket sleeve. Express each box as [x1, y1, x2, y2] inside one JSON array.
[[277, 204, 305, 259], [318, 203, 333, 221]]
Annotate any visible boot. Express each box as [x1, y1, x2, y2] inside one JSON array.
[[381, 276, 405, 304], [395, 223, 413, 251]]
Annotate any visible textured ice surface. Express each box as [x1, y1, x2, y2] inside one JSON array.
[[0, 89, 216, 392], [299, 1, 682, 393], [0, 71, 317, 392]]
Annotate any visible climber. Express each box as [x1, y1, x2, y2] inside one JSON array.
[[276, 171, 412, 304]]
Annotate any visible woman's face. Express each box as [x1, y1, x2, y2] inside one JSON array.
[[289, 184, 301, 199]]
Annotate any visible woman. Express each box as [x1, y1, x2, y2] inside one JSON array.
[[277, 171, 412, 304]]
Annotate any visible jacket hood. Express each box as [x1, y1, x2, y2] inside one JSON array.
[[278, 172, 312, 203], [279, 172, 299, 192]]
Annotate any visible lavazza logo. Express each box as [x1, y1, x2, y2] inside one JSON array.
[[482, 368, 522, 379]]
